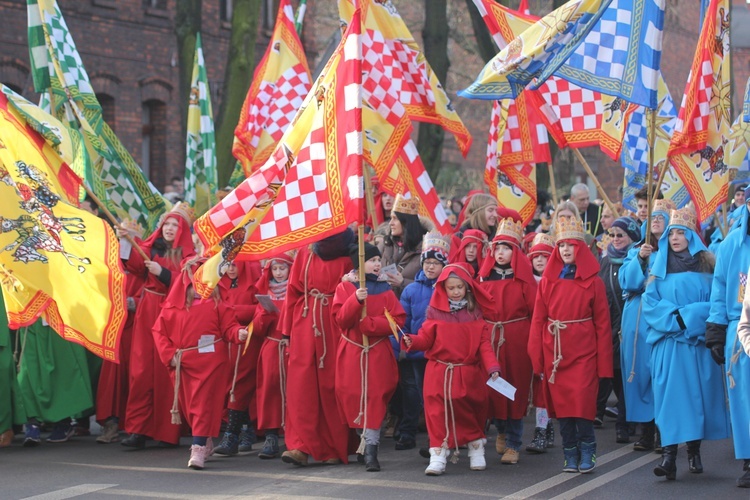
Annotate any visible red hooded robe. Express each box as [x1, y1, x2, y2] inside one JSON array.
[[124, 212, 195, 443], [527, 237, 613, 420], [281, 243, 356, 462], [254, 254, 294, 431], [478, 235, 537, 421], [404, 263, 500, 450], [152, 258, 244, 438]]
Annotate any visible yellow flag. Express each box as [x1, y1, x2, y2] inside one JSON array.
[[383, 308, 401, 342], [0, 93, 126, 362]]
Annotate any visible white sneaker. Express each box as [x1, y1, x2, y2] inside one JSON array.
[[425, 447, 448, 476], [188, 445, 207, 470], [468, 438, 487, 471]]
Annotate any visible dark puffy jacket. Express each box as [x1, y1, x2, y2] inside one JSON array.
[[390, 270, 436, 360], [599, 255, 624, 369]]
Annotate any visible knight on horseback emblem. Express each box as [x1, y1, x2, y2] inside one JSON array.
[[0, 160, 91, 273]]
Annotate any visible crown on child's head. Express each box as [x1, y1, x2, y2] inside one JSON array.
[[653, 199, 677, 217], [530, 232, 555, 251], [669, 207, 697, 229], [169, 202, 196, 225], [392, 193, 420, 216], [554, 216, 585, 242], [422, 231, 451, 254], [494, 217, 524, 245]]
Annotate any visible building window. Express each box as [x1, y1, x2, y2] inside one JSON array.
[[220, 0, 233, 22], [141, 100, 167, 188], [261, 0, 275, 34], [98, 94, 116, 131], [143, 0, 167, 8]]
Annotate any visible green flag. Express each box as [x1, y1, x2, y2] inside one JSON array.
[[184, 33, 218, 216], [26, 0, 167, 231]]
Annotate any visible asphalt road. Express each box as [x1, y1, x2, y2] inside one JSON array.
[[2, 415, 749, 499]]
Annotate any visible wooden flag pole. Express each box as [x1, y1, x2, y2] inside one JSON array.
[[363, 166, 379, 227], [572, 148, 617, 215], [357, 224, 369, 347], [547, 162, 559, 206], [652, 159, 670, 203], [645, 108, 657, 244]]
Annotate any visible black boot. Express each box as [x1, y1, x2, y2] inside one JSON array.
[[120, 433, 146, 449], [653, 444, 677, 480], [364, 444, 380, 472], [633, 421, 655, 451], [738, 460, 750, 488], [687, 440, 703, 473]]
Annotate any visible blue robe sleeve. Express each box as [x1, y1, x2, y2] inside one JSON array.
[[707, 240, 730, 327], [619, 246, 647, 293], [643, 278, 710, 343]]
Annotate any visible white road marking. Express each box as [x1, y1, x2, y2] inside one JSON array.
[[503, 444, 635, 499], [547, 450, 663, 499], [62, 463, 498, 497], [20, 484, 118, 500]]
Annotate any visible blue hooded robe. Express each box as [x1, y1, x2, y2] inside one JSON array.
[[707, 204, 750, 458], [642, 222, 730, 447]]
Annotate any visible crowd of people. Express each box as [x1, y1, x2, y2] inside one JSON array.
[[2, 180, 750, 490]]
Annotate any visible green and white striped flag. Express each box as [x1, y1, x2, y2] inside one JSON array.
[[184, 33, 217, 216], [26, 0, 167, 231]]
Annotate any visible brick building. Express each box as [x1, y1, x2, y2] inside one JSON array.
[[1, 0, 749, 202]]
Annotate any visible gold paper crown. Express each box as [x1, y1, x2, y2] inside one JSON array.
[[422, 231, 451, 254], [669, 207, 697, 229], [392, 193, 420, 216], [169, 202, 196, 225], [554, 216, 586, 242], [494, 217, 524, 245], [653, 199, 677, 216], [530, 232, 555, 250]]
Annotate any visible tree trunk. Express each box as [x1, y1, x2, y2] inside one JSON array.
[[214, 0, 263, 187], [175, 0, 202, 160], [416, 0, 449, 180]]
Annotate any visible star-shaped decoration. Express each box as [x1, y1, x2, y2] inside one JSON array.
[[534, 4, 580, 48], [726, 121, 750, 157], [710, 78, 732, 125]]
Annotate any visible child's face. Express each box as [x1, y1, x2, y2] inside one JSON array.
[[422, 258, 444, 280], [464, 242, 478, 262], [494, 243, 513, 266], [226, 262, 238, 279], [444, 277, 467, 301], [364, 255, 382, 275], [668, 228, 688, 253], [271, 262, 290, 282], [532, 254, 549, 274], [558, 242, 576, 265]]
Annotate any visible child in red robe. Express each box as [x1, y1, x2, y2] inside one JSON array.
[[478, 218, 537, 465], [254, 252, 295, 459], [528, 217, 613, 474], [403, 262, 500, 476], [451, 229, 487, 277], [214, 260, 262, 456], [152, 258, 249, 470], [119, 203, 196, 449], [333, 243, 406, 472], [525, 233, 556, 453]]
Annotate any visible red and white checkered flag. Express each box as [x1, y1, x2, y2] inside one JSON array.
[[233, 0, 312, 176], [194, 9, 363, 289]]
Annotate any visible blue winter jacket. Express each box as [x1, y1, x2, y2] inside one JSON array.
[[390, 270, 435, 360]]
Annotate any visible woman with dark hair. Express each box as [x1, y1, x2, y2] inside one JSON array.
[[378, 194, 429, 298], [120, 203, 196, 449], [643, 207, 730, 481]]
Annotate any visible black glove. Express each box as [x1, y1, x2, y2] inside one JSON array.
[[709, 344, 725, 365]]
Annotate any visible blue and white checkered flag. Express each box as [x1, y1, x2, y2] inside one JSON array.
[[556, 0, 664, 109]]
